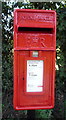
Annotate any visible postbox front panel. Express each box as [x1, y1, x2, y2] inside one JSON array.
[[17, 33, 54, 48], [13, 9, 56, 110]]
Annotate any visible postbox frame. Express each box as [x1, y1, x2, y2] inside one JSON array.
[[13, 9, 56, 110]]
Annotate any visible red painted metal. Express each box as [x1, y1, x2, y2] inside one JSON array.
[[13, 9, 56, 110]]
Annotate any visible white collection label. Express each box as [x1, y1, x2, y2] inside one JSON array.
[[27, 60, 44, 92]]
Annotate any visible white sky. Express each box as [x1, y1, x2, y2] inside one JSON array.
[[2, 0, 66, 3], [2, 0, 29, 2]]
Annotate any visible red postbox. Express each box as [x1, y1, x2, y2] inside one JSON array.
[[13, 9, 56, 110]]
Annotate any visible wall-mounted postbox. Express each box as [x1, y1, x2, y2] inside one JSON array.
[[13, 9, 56, 110]]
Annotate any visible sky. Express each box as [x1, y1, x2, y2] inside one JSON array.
[[2, 0, 66, 3]]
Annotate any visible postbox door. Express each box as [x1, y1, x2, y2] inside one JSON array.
[[14, 50, 55, 109]]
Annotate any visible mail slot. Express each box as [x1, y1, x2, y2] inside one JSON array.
[[13, 9, 56, 110]]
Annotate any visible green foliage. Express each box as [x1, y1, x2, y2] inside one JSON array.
[[56, 5, 66, 92], [2, 1, 66, 119], [36, 109, 53, 118]]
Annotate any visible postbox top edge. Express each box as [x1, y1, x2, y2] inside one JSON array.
[[14, 8, 56, 14]]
